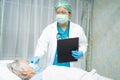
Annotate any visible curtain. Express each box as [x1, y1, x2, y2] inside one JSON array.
[[0, 0, 86, 59], [91, 0, 120, 80]]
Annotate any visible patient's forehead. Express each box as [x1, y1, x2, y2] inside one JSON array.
[[17, 60, 36, 78], [19, 60, 34, 71], [19, 60, 29, 65]]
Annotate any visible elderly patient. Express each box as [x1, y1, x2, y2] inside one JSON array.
[[7, 60, 113, 80]]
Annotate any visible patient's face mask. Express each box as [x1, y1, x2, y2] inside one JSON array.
[[56, 14, 69, 24], [29, 63, 40, 73]]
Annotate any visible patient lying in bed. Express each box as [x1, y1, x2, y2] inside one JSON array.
[[6, 59, 113, 80]]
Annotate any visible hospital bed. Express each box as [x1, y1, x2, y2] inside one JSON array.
[[0, 60, 22, 80], [0, 60, 113, 80]]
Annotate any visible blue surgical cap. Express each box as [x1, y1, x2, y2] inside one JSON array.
[[54, 0, 72, 13]]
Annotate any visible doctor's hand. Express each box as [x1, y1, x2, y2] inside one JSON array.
[[72, 50, 83, 59], [29, 56, 40, 64]]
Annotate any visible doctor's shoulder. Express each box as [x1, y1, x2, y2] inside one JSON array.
[[41, 23, 55, 33], [43, 22, 57, 31], [70, 22, 84, 31]]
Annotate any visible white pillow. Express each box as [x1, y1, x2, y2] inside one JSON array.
[[0, 60, 22, 80]]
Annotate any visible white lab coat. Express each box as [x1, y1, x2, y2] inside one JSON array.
[[34, 21, 88, 68]]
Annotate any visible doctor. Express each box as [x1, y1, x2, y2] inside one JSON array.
[[29, 0, 88, 68]]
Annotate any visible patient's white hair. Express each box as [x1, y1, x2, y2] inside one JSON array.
[[7, 60, 28, 80]]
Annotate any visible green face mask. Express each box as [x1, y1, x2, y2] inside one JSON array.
[[56, 14, 69, 24]]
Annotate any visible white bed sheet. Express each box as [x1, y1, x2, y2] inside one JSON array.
[[0, 60, 21, 80], [0, 60, 113, 80]]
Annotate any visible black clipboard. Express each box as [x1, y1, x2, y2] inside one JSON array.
[[57, 37, 79, 63]]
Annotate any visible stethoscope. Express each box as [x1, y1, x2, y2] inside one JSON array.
[[56, 21, 70, 40], [56, 33, 69, 40]]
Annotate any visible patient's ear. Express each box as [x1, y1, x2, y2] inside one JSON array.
[[20, 71, 27, 76]]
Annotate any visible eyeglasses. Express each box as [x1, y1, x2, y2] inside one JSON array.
[[56, 11, 68, 14]]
